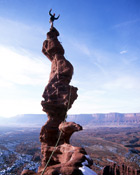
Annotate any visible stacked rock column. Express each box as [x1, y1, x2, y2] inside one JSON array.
[[40, 27, 78, 145], [39, 27, 79, 171], [21, 27, 95, 175]]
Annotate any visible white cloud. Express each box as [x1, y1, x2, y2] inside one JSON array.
[[122, 56, 138, 65], [69, 86, 140, 114], [0, 98, 44, 117], [113, 19, 140, 29], [68, 72, 140, 115], [69, 39, 111, 74], [0, 16, 46, 37], [103, 75, 140, 90], [0, 46, 51, 117], [0, 78, 14, 88], [0, 16, 47, 53], [0, 17, 51, 117], [72, 40, 91, 57], [120, 50, 128, 54], [0, 46, 50, 86]]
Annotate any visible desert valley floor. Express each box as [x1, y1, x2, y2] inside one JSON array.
[[0, 126, 140, 175]]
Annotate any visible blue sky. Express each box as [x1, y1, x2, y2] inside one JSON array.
[[0, 0, 140, 117]]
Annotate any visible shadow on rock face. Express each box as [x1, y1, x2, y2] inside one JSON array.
[[21, 26, 96, 175]]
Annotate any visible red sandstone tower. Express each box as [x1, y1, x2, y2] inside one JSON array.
[[21, 24, 140, 175], [21, 26, 94, 175]]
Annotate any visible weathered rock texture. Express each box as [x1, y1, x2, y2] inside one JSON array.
[[38, 27, 95, 175], [20, 27, 140, 175], [102, 163, 140, 175], [21, 27, 95, 175]]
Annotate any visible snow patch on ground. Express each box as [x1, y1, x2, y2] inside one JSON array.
[[85, 154, 92, 160], [79, 165, 97, 175], [79, 155, 97, 175]]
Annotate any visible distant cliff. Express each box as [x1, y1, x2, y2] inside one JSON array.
[[68, 113, 140, 128], [0, 113, 140, 127], [92, 113, 140, 123]]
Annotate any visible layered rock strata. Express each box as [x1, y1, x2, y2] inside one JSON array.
[[39, 27, 96, 175], [21, 27, 96, 175], [102, 163, 140, 175]]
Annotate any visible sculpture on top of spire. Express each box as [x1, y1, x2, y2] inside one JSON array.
[[49, 8, 60, 28]]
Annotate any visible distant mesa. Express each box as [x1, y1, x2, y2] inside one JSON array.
[[1, 112, 140, 128]]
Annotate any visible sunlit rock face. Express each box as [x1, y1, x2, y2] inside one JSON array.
[[21, 27, 96, 175], [40, 27, 78, 149]]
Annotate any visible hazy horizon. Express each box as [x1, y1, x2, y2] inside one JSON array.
[[1, 111, 140, 119]]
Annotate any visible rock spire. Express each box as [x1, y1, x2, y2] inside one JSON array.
[[21, 27, 96, 175]]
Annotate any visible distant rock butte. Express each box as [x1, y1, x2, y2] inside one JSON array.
[[91, 113, 140, 123], [68, 113, 140, 127], [102, 163, 140, 175], [21, 27, 96, 175], [1, 113, 140, 127]]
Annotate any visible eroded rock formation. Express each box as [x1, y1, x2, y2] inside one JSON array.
[[102, 163, 140, 175], [39, 27, 96, 175], [21, 27, 96, 175], [20, 26, 140, 175]]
